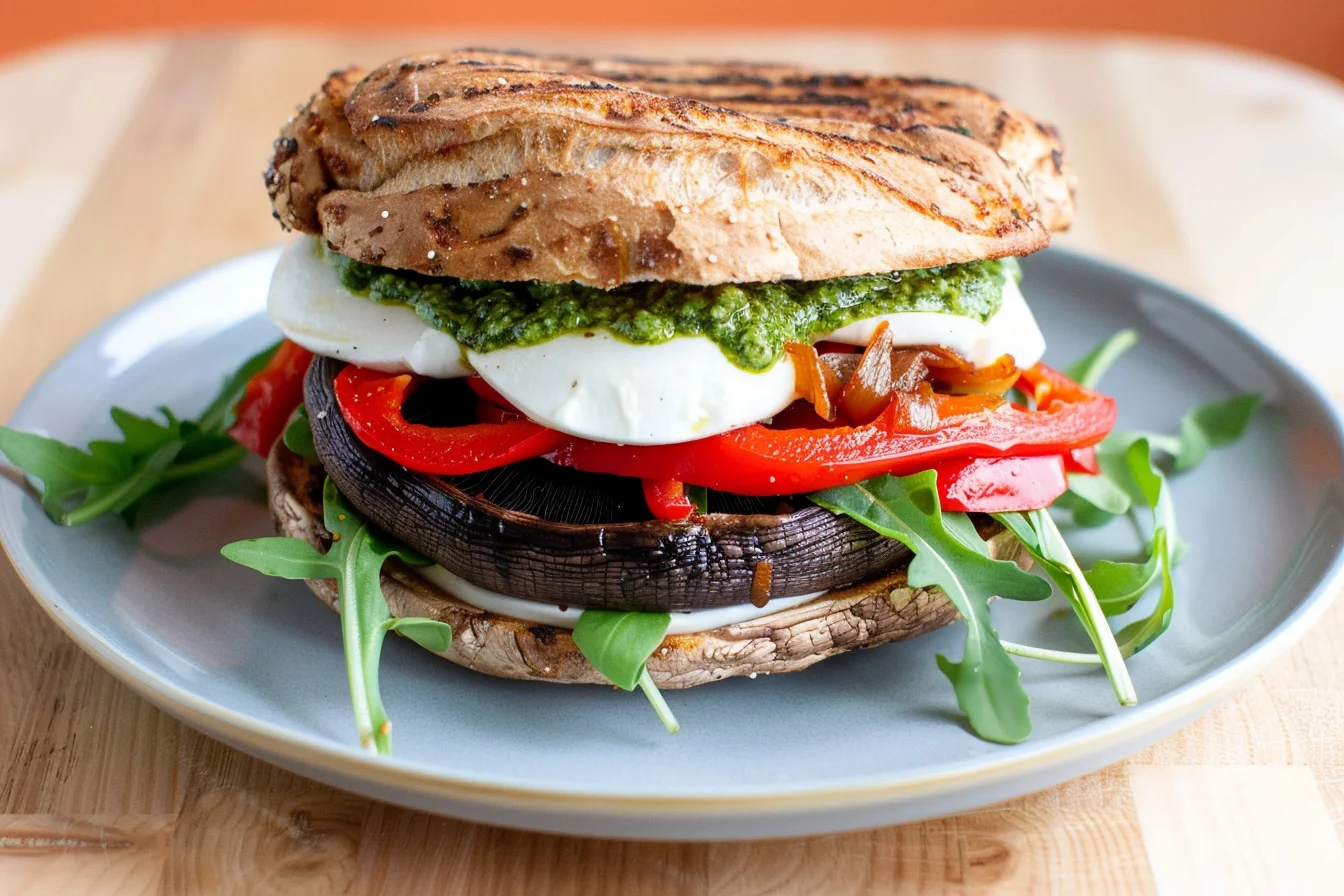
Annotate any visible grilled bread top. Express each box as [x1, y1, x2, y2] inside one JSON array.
[[267, 50, 1074, 287]]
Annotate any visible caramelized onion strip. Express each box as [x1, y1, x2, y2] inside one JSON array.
[[839, 322, 911, 424], [924, 349, 1022, 395], [784, 341, 837, 421], [789, 329, 1022, 428]]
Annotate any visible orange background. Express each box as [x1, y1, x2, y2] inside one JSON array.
[[4, 2, 1343, 82]]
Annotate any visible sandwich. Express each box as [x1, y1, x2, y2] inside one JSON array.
[[236, 50, 1114, 747], [0, 50, 1259, 754]]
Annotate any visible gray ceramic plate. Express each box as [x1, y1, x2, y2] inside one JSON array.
[[2, 245, 1342, 840]]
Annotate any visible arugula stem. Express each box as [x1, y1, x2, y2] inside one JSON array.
[[636, 668, 680, 734], [342, 522, 380, 753], [1001, 641, 1104, 664], [158, 445, 249, 483], [1037, 511, 1137, 705], [61, 441, 185, 525]]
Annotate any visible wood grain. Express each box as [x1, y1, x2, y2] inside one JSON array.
[[1, 30, 1343, 894], [0, 814, 175, 895]]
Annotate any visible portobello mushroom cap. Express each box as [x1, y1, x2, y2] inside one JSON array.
[[268, 443, 1029, 687], [306, 355, 924, 611]]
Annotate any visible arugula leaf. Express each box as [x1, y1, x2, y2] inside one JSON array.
[[0, 341, 280, 526], [222, 479, 449, 754], [1111, 439, 1178, 656], [0, 428, 119, 519], [572, 610, 680, 734], [385, 618, 453, 652], [1058, 329, 1260, 525], [1064, 328, 1139, 388], [685, 484, 709, 515], [1085, 546, 1163, 616], [197, 341, 283, 433], [994, 510, 1136, 705], [796, 332, 1258, 741], [1061, 393, 1259, 528], [1060, 470, 1132, 520], [993, 438, 1177, 667], [283, 404, 317, 460], [1133, 394, 1262, 473], [813, 472, 1050, 744]]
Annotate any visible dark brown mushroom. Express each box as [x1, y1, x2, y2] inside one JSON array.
[[305, 356, 913, 611], [269, 443, 1028, 688]]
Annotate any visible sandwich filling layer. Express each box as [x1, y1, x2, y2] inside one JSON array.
[[326, 242, 1017, 371], [419, 564, 826, 634], [269, 237, 1046, 443]]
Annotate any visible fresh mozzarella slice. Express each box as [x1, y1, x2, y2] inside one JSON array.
[[821, 273, 1045, 368], [268, 238, 472, 378], [418, 564, 827, 635], [468, 333, 799, 444]]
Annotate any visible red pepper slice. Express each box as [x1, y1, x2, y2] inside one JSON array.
[[229, 340, 314, 456], [551, 363, 1115, 494], [933, 455, 1069, 513], [466, 376, 516, 412], [333, 365, 567, 474], [1064, 446, 1100, 475], [642, 479, 696, 521]]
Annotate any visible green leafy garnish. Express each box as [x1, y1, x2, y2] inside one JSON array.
[[1109, 438, 1179, 655], [1062, 395, 1259, 529], [572, 610, 680, 734], [1059, 470, 1131, 521], [685, 484, 710, 515], [993, 509, 1135, 704], [813, 472, 1051, 744], [1064, 328, 1139, 387], [1132, 394, 1262, 473], [808, 330, 1261, 744], [1084, 536, 1164, 617], [283, 404, 317, 460], [0, 341, 279, 526], [221, 479, 451, 754], [1060, 327, 1261, 527]]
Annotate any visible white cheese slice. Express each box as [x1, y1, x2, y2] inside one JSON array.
[[467, 332, 799, 444], [821, 273, 1045, 368], [267, 238, 471, 378]]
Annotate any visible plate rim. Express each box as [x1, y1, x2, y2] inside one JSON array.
[[2, 243, 1342, 816]]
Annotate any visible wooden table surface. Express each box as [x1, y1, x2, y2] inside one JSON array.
[[2, 30, 1343, 894]]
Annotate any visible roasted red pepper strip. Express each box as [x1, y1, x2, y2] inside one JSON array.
[[551, 363, 1115, 494], [228, 340, 314, 456], [1064, 446, 1100, 475], [333, 365, 567, 474], [642, 479, 696, 521], [933, 455, 1069, 513], [466, 376, 516, 412], [468, 376, 524, 423], [334, 361, 1115, 497]]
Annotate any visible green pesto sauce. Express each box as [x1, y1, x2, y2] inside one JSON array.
[[326, 248, 1018, 373]]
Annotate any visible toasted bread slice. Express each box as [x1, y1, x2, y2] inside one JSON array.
[[268, 443, 1029, 689], [267, 50, 1073, 287]]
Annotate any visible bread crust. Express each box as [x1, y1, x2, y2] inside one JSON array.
[[267, 444, 1030, 689], [267, 51, 1073, 287]]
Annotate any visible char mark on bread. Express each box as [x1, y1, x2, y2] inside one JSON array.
[[267, 50, 1075, 286]]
